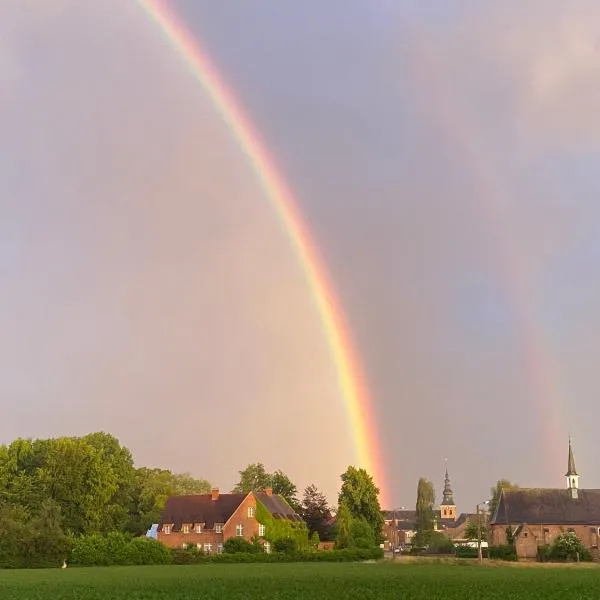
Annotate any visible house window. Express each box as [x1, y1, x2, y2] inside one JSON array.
[[217, 543, 224, 554], [215, 524, 223, 534], [182, 543, 188, 549], [194, 524, 202, 534], [236, 524, 244, 537], [258, 524, 266, 537], [204, 543, 212, 554], [196, 543, 202, 550], [182, 524, 190, 534], [248, 507, 255, 518], [264, 541, 271, 554], [162, 525, 172, 534]]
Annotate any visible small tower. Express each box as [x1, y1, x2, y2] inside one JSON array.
[[440, 460, 457, 520], [566, 438, 580, 499]]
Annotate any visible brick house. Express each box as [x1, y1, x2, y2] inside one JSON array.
[[157, 487, 302, 554], [489, 440, 600, 559]]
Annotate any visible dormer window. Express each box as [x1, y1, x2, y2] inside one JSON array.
[[194, 524, 202, 534], [163, 524, 172, 534], [215, 524, 223, 533], [182, 524, 190, 534]]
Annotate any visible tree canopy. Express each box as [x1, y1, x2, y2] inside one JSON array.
[[337, 466, 383, 545], [414, 478, 435, 547], [0, 432, 211, 537], [300, 484, 334, 541], [232, 463, 299, 511]]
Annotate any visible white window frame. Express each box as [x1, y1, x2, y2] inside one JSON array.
[[264, 541, 271, 554], [215, 524, 223, 534], [182, 543, 188, 549], [194, 524, 202, 534], [182, 524, 190, 534], [247, 506, 255, 518], [204, 543, 212, 554], [163, 524, 172, 534], [217, 543, 224, 554], [236, 524, 244, 537], [258, 523, 265, 537]]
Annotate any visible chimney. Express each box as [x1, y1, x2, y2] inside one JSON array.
[[211, 488, 219, 501], [265, 487, 273, 497]]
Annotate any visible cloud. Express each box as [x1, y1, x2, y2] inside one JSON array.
[[399, 1, 600, 150]]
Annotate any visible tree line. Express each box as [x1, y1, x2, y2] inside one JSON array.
[[0, 433, 385, 567]]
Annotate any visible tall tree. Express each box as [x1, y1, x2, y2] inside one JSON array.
[[270, 470, 299, 511], [232, 463, 271, 493], [301, 485, 333, 540], [334, 501, 354, 549], [414, 478, 435, 547], [232, 464, 299, 510], [488, 479, 519, 517], [338, 466, 383, 543]]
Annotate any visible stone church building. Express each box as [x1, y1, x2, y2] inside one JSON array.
[[489, 440, 600, 559]]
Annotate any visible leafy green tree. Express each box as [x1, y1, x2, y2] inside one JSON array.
[[338, 466, 383, 544], [350, 517, 376, 549], [223, 537, 260, 554], [464, 519, 487, 542], [37, 436, 118, 535], [334, 501, 354, 549], [310, 530, 320, 548], [414, 478, 435, 547], [550, 532, 591, 562], [127, 468, 211, 536], [233, 463, 299, 511], [300, 484, 333, 540], [270, 470, 299, 511], [232, 463, 271, 493]]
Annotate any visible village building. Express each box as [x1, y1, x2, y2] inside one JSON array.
[[157, 487, 302, 553], [489, 440, 600, 559], [383, 464, 481, 549]]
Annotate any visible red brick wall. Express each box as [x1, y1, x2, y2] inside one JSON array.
[[490, 523, 600, 558], [158, 529, 224, 550], [223, 493, 260, 542]]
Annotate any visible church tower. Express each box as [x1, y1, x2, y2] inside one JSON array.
[[566, 438, 580, 499], [440, 461, 457, 520]]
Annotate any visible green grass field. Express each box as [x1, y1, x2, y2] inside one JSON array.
[[2, 561, 600, 599]]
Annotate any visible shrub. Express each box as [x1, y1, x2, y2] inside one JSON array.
[[273, 537, 298, 554], [426, 532, 454, 554], [547, 532, 592, 562], [455, 545, 489, 559], [223, 537, 260, 554], [488, 545, 517, 561], [70, 534, 171, 566]]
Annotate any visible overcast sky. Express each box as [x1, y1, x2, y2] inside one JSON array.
[[2, 0, 600, 511]]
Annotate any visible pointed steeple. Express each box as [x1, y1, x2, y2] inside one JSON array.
[[565, 438, 580, 497], [566, 437, 578, 477], [442, 460, 455, 505]]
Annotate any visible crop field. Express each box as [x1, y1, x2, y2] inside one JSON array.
[[2, 561, 600, 599]]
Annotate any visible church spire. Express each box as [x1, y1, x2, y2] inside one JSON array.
[[566, 437, 578, 477], [442, 462, 455, 505], [566, 438, 580, 497]]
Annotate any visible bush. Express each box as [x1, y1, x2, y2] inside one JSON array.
[[70, 534, 171, 566], [488, 545, 517, 561], [545, 532, 592, 562], [273, 537, 298, 554], [223, 537, 260, 554]]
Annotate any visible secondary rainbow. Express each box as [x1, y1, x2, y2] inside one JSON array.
[[137, 0, 388, 504]]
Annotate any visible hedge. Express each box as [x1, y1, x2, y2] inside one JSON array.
[[487, 545, 517, 561]]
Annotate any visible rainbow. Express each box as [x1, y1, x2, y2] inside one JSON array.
[[137, 0, 388, 504]]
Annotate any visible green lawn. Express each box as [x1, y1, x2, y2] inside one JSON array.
[[2, 561, 600, 599]]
